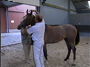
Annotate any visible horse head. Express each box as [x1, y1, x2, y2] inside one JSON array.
[[17, 9, 35, 30]]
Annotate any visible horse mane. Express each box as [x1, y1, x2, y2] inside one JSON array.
[[45, 24, 47, 32], [50, 25, 59, 26], [22, 15, 35, 19], [45, 24, 59, 32], [22, 16, 26, 19]]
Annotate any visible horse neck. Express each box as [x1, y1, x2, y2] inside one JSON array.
[[21, 28, 28, 35]]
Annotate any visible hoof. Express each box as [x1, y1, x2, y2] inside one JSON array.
[[64, 59, 68, 61], [25, 60, 31, 64], [26, 61, 30, 64], [72, 64, 76, 66]]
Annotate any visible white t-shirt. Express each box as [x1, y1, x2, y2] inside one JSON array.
[[27, 19, 45, 41]]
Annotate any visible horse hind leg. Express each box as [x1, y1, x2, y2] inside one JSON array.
[[69, 41, 76, 66], [64, 38, 71, 61], [72, 45, 76, 66]]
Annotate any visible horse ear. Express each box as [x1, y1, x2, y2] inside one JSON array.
[[26, 9, 28, 15], [30, 10, 32, 15]]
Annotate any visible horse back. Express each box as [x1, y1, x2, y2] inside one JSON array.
[[44, 25, 66, 44]]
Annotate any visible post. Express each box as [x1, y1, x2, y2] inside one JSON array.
[[68, 0, 70, 24], [6, 6, 10, 33]]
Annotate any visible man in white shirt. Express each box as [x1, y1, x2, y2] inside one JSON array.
[[23, 10, 45, 67]]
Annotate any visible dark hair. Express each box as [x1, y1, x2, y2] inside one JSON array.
[[36, 15, 42, 22]]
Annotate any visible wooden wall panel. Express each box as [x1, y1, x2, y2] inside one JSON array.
[[0, 7, 7, 33], [9, 11, 24, 29]]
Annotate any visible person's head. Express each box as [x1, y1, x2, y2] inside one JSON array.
[[35, 14, 43, 23]]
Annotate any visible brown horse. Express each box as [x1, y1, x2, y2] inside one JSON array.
[[17, 9, 80, 65]]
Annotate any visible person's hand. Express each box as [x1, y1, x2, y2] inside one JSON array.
[[30, 10, 39, 14], [26, 25, 32, 29], [30, 10, 36, 12], [28, 25, 32, 28]]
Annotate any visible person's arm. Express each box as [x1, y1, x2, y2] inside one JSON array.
[[30, 10, 43, 19], [31, 10, 41, 15]]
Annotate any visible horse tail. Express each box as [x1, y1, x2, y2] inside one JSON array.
[[75, 29, 80, 45]]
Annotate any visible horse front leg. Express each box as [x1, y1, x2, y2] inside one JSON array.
[[64, 45, 71, 61], [64, 38, 71, 61], [43, 43, 48, 66], [23, 44, 31, 63], [43, 44, 48, 60]]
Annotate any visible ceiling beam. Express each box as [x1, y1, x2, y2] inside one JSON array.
[[77, 8, 89, 10], [79, 2, 89, 9], [73, 0, 90, 3], [73, 0, 90, 9], [71, 0, 90, 13], [78, 9, 90, 13]]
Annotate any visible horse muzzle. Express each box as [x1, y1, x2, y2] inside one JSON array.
[[17, 23, 27, 30], [17, 25, 21, 30]]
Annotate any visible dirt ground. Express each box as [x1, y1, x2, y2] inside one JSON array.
[[1, 36, 90, 67]]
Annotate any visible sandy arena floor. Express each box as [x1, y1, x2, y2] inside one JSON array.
[[1, 36, 90, 67]]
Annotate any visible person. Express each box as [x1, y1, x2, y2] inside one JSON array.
[[23, 10, 45, 67]]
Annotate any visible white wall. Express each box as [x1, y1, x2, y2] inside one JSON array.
[[70, 0, 76, 10], [46, 0, 76, 12], [41, 6, 68, 25], [70, 0, 77, 14], [8, 0, 40, 6], [40, 0, 77, 25], [45, 0, 68, 9], [8, 4, 36, 15]]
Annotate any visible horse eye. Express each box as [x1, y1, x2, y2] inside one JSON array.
[[25, 19, 29, 22]]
